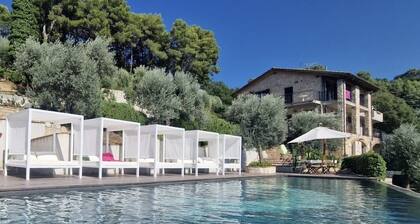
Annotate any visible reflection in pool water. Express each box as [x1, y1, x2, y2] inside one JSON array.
[[0, 177, 420, 223]]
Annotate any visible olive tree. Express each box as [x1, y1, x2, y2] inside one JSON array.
[[132, 66, 209, 126], [173, 71, 208, 126], [226, 94, 287, 162], [14, 38, 103, 117], [132, 67, 181, 124]]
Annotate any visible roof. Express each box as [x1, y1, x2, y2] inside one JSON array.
[[236, 67, 379, 94]]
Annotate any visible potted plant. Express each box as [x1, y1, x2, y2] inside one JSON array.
[[247, 161, 276, 174]]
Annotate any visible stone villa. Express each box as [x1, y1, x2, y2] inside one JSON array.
[[236, 67, 383, 156]]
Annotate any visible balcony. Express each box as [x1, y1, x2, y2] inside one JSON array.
[[372, 109, 383, 122], [284, 90, 337, 104]]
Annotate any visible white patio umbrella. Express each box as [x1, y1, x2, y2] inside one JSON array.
[[288, 127, 351, 144], [288, 127, 351, 163]]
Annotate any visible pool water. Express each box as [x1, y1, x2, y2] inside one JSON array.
[[1, 177, 420, 223]]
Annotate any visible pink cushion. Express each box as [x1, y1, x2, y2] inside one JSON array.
[[102, 152, 117, 161]]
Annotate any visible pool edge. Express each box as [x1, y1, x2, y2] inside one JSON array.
[[0, 173, 381, 196]]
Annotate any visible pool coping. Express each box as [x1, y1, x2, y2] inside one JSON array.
[[378, 181, 420, 199], [0, 172, 381, 196]]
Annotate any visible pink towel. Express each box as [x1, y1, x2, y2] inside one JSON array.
[[102, 152, 117, 161], [345, 90, 352, 100]]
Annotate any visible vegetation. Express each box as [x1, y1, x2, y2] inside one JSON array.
[[101, 101, 147, 124], [200, 112, 239, 135], [167, 19, 219, 85], [248, 161, 272, 168], [14, 38, 111, 117], [0, 5, 10, 37], [227, 94, 287, 162], [132, 67, 180, 124], [9, 0, 38, 52], [341, 152, 387, 179], [372, 90, 417, 133], [354, 71, 420, 133], [4, 1, 219, 86], [288, 111, 341, 159], [383, 124, 420, 191]]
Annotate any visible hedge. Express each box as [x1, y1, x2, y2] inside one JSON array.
[[101, 101, 147, 124], [341, 152, 387, 179]]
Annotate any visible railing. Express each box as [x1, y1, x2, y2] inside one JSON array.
[[372, 109, 383, 122], [318, 90, 337, 101], [284, 90, 337, 104]]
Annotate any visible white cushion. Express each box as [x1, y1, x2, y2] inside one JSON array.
[[37, 155, 59, 161], [88, 156, 100, 162], [183, 159, 193, 164], [139, 158, 154, 163]]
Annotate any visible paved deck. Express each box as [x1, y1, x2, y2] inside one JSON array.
[[0, 172, 375, 195]]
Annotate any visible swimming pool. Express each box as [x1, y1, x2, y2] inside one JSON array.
[[0, 177, 419, 223]]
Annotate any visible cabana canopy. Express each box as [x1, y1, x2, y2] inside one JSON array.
[[83, 117, 140, 178], [219, 134, 242, 175], [185, 130, 219, 176], [140, 124, 185, 177], [5, 108, 84, 180], [288, 127, 351, 144]]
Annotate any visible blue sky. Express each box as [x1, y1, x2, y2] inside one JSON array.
[[2, 0, 420, 88]]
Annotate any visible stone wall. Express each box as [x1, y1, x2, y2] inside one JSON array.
[[241, 71, 323, 100]]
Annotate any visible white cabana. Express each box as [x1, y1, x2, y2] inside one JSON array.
[[184, 130, 219, 176], [139, 124, 185, 177], [4, 108, 84, 180], [219, 134, 242, 175], [82, 117, 140, 178]]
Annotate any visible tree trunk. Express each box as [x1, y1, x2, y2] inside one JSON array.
[[130, 47, 134, 73], [257, 146, 263, 163]]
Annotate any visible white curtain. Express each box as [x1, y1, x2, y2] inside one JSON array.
[[165, 134, 183, 160], [225, 137, 241, 159], [184, 132, 196, 160], [140, 133, 154, 159], [83, 121, 101, 157], [124, 129, 139, 159], [8, 119, 28, 155], [73, 121, 82, 156], [207, 138, 218, 160]]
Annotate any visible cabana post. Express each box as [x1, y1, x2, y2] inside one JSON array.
[[5, 109, 84, 180], [184, 130, 219, 176], [82, 117, 140, 179], [140, 125, 185, 177], [219, 134, 242, 175]]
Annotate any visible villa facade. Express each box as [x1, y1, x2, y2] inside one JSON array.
[[236, 68, 383, 156]]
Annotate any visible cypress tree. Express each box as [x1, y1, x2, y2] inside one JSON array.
[[9, 0, 39, 52]]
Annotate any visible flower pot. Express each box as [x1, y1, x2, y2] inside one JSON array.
[[247, 166, 276, 174], [392, 174, 410, 188]]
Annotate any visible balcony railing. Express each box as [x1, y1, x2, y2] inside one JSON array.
[[372, 109, 383, 122], [284, 90, 337, 104]]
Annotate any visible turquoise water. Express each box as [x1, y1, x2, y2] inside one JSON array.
[[1, 177, 420, 223]]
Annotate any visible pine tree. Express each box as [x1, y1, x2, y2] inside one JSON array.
[[9, 0, 39, 52]]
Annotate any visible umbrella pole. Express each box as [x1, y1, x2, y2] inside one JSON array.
[[322, 139, 326, 165]]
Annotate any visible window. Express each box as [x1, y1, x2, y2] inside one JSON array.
[[252, 89, 270, 97], [284, 87, 293, 104]]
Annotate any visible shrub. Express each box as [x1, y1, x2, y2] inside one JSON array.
[[341, 152, 387, 179], [248, 161, 272, 168], [101, 101, 147, 124]]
